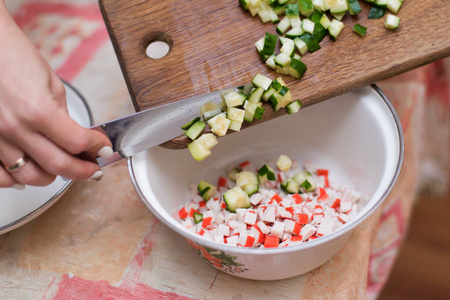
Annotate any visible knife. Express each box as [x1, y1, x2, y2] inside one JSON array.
[[92, 88, 236, 167]]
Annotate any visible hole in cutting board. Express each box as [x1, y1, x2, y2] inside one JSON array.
[[141, 32, 173, 60]]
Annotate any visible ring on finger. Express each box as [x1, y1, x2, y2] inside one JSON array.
[[3, 155, 28, 173]]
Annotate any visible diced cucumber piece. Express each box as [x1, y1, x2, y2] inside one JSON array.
[[181, 117, 201, 130], [278, 85, 290, 96], [257, 164, 276, 183], [270, 10, 280, 23], [244, 184, 259, 196], [293, 171, 316, 191], [286, 100, 302, 114], [298, 0, 314, 17], [368, 7, 386, 19], [251, 73, 272, 90], [239, 0, 249, 10], [302, 18, 315, 34], [289, 16, 302, 28], [193, 212, 203, 224], [300, 33, 321, 52], [265, 54, 277, 70], [312, 23, 327, 42], [223, 186, 251, 212], [387, 0, 402, 14], [198, 180, 217, 200], [210, 115, 231, 136], [285, 26, 304, 39], [273, 4, 286, 15], [242, 84, 254, 96], [331, 12, 346, 21], [374, 0, 388, 9], [268, 93, 283, 111], [276, 17, 291, 35], [293, 53, 301, 60], [293, 37, 308, 55], [274, 53, 291, 67], [353, 24, 367, 36], [319, 14, 331, 29], [285, 3, 300, 16], [271, 78, 283, 91], [260, 32, 278, 57], [236, 170, 259, 186], [197, 133, 218, 150], [185, 120, 206, 140], [262, 87, 276, 101], [200, 102, 222, 121], [255, 37, 265, 53], [227, 107, 245, 122], [188, 139, 211, 161], [229, 120, 243, 131], [328, 19, 344, 40], [277, 154, 292, 171], [329, 0, 348, 13], [244, 110, 254, 123], [288, 58, 307, 80], [312, 0, 326, 11], [280, 90, 292, 108], [224, 91, 245, 107], [254, 106, 265, 120], [384, 14, 400, 30], [348, 0, 362, 15], [283, 180, 299, 194], [280, 39, 295, 56], [248, 86, 264, 103], [207, 112, 226, 128]]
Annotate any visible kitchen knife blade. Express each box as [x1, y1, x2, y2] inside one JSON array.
[[92, 88, 235, 167]]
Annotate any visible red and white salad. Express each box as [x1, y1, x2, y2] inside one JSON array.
[[178, 155, 361, 248]]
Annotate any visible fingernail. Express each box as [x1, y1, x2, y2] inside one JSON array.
[[98, 146, 113, 159], [13, 184, 26, 190], [88, 170, 103, 182]]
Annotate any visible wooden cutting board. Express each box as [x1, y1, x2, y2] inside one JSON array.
[[99, 0, 450, 149]]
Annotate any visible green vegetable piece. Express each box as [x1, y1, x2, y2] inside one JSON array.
[[271, 78, 283, 91], [301, 179, 312, 191], [181, 117, 201, 130], [289, 58, 308, 80], [368, 7, 386, 19], [285, 3, 299, 16], [310, 10, 323, 23], [300, 33, 321, 53], [353, 24, 367, 36], [254, 106, 265, 120], [193, 212, 203, 224], [348, 0, 362, 14], [278, 86, 290, 96], [313, 22, 327, 43], [298, 0, 314, 17], [261, 32, 278, 56]]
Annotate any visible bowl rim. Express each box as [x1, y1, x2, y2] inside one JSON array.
[[128, 84, 404, 255], [0, 81, 94, 235]]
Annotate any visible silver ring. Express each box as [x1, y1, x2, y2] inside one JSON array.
[[5, 156, 28, 173]]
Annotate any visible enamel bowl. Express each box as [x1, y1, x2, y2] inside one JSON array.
[[128, 85, 404, 280]]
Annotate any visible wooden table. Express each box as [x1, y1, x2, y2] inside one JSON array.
[[99, 0, 450, 148]]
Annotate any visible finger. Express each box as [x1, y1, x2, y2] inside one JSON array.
[[0, 165, 19, 188], [29, 103, 113, 158], [0, 138, 56, 186], [16, 131, 104, 181]]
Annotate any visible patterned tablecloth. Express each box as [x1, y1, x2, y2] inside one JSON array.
[[1, 1, 449, 299]]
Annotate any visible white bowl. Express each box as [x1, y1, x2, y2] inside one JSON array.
[[128, 85, 404, 280]]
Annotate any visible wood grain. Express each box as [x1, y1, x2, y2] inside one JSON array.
[[99, 0, 450, 149]]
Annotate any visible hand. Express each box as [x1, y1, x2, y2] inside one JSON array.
[[0, 5, 113, 189]]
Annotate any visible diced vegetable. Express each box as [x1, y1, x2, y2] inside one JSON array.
[[185, 120, 206, 140], [353, 24, 367, 36], [181, 117, 200, 130], [223, 186, 251, 212], [277, 154, 293, 171], [328, 19, 344, 40], [286, 100, 302, 114], [384, 13, 400, 30]]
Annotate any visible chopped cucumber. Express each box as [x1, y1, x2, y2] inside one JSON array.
[[248, 86, 265, 103], [277, 154, 293, 171], [387, 0, 402, 14], [265, 54, 277, 69], [193, 212, 203, 224], [368, 6, 386, 19], [329, 0, 348, 14], [260, 32, 278, 57], [319, 14, 331, 29], [300, 33, 321, 53], [293, 37, 308, 55], [229, 120, 243, 131], [332, 12, 346, 20], [227, 107, 246, 122], [384, 13, 400, 30], [276, 17, 291, 35], [282, 179, 300, 194], [257, 164, 276, 183], [289, 58, 307, 80], [197, 133, 218, 150], [268, 93, 283, 111], [228, 168, 240, 181], [200, 102, 222, 121], [198, 180, 217, 200], [274, 53, 292, 67], [251, 73, 272, 90], [188, 139, 211, 161], [262, 87, 276, 101], [223, 186, 251, 212], [328, 19, 344, 40], [289, 16, 302, 28], [210, 115, 231, 136], [312, 0, 326, 11], [271, 78, 283, 91], [348, 0, 362, 15], [236, 171, 260, 196], [293, 171, 316, 191], [224, 91, 245, 107], [254, 106, 265, 120], [181, 117, 201, 131], [374, 0, 388, 9], [286, 100, 302, 114], [353, 24, 367, 36], [285, 3, 300, 16], [185, 121, 206, 140], [302, 18, 315, 34], [285, 26, 304, 39], [280, 39, 295, 56], [298, 0, 315, 17]]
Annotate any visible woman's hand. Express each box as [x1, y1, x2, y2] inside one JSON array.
[[0, 4, 112, 189]]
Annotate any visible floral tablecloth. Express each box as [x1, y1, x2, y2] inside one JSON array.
[[1, 1, 448, 299]]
